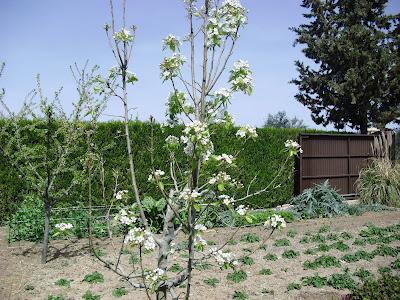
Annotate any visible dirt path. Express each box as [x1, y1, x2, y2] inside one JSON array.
[[1, 211, 399, 300]]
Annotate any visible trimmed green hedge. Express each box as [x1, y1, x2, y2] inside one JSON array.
[[0, 119, 327, 224]]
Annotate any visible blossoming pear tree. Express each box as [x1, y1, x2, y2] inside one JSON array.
[[91, 0, 302, 299]]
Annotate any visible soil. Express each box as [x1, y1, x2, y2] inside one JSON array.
[[1, 211, 399, 300]]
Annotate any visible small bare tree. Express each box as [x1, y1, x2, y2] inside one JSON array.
[[0, 63, 100, 263]]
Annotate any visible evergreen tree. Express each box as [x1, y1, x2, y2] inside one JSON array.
[[291, 0, 400, 133], [263, 111, 307, 129]]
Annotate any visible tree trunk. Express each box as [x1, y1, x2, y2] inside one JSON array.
[[359, 110, 368, 134], [360, 122, 368, 134], [41, 200, 50, 264], [156, 204, 177, 300]]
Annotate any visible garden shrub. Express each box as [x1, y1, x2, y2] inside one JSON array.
[[289, 180, 348, 218], [0, 119, 329, 224], [356, 158, 400, 207]]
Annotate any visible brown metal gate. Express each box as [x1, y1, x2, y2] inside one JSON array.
[[294, 133, 394, 197]]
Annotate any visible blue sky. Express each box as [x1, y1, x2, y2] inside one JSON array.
[[1, 0, 399, 129]]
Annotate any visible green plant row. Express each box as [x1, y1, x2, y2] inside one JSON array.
[[0, 119, 329, 224]]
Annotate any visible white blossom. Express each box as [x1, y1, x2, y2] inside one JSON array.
[[154, 169, 165, 178], [219, 194, 234, 206], [116, 208, 137, 226], [165, 135, 179, 145], [191, 191, 202, 199], [236, 204, 247, 216], [163, 34, 181, 52], [115, 190, 128, 200], [209, 248, 238, 268], [181, 120, 214, 160], [209, 171, 231, 185], [194, 235, 207, 249], [113, 28, 134, 42], [230, 60, 253, 94], [214, 153, 234, 164], [194, 224, 207, 232], [160, 53, 186, 81], [145, 268, 166, 288], [55, 223, 73, 231], [124, 227, 156, 251], [214, 87, 232, 100], [285, 139, 303, 155], [264, 214, 286, 229], [236, 125, 258, 139]]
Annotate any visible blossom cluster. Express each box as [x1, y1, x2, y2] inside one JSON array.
[[165, 135, 179, 146], [160, 53, 186, 81], [55, 223, 73, 231], [213, 153, 234, 165], [264, 214, 286, 229], [163, 34, 181, 52], [181, 120, 214, 160], [113, 28, 134, 43], [219, 194, 234, 206], [208, 171, 231, 185], [148, 169, 165, 182], [115, 208, 137, 226], [285, 139, 303, 156], [214, 88, 232, 104], [126, 71, 138, 84], [229, 60, 253, 95], [236, 124, 258, 139], [115, 190, 128, 200], [209, 247, 238, 269], [145, 268, 167, 293], [207, 0, 247, 47], [124, 227, 156, 251], [235, 204, 248, 216]]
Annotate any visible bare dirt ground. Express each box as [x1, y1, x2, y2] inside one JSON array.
[[1, 211, 399, 300]]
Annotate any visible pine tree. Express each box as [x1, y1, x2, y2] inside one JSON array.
[[291, 0, 400, 133]]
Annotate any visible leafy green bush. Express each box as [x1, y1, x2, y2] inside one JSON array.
[[327, 272, 356, 290], [240, 233, 260, 243], [203, 277, 219, 287], [282, 249, 300, 259], [356, 159, 400, 207], [290, 180, 348, 218], [303, 255, 341, 270], [7, 196, 121, 242], [112, 287, 128, 297], [7, 196, 44, 242], [83, 272, 104, 284], [82, 290, 101, 300], [350, 275, 400, 299], [227, 270, 247, 283], [302, 274, 327, 288]]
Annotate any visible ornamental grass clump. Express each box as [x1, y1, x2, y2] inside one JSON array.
[[356, 158, 400, 207]]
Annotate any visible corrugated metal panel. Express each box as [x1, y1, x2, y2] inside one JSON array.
[[295, 133, 395, 197]]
